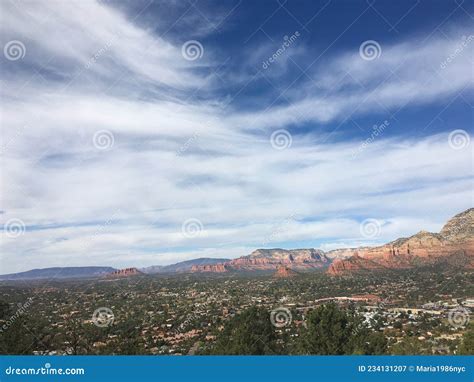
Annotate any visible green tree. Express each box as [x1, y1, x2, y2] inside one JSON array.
[[390, 337, 429, 355], [0, 300, 36, 354], [297, 303, 386, 355], [352, 331, 387, 355], [458, 324, 474, 355], [206, 306, 278, 355]]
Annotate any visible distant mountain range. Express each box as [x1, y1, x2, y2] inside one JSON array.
[[1, 208, 472, 281], [0, 266, 116, 280], [0, 258, 229, 281], [140, 258, 229, 274]]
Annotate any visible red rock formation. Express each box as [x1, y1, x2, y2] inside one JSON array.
[[105, 267, 143, 278], [191, 208, 473, 275], [328, 208, 474, 275], [191, 248, 330, 273], [273, 266, 298, 278], [190, 263, 229, 273]]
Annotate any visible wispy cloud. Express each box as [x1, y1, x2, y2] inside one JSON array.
[[0, 1, 472, 272], [231, 30, 474, 129], [1, 0, 213, 91]]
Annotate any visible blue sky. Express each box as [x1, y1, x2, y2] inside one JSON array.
[[0, 0, 473, 273]]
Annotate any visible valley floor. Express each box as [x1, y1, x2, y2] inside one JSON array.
[[0, 269, 472, 355]]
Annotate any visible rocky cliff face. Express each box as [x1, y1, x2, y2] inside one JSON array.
[[439, 208, 474, 241], [142, 258, 230, 274], [191, 208, 473, 275], [191, 248, 331, 273], [328, 208, 474, 275], [191, 263, 229, 272], [105, 267, 143, 278]]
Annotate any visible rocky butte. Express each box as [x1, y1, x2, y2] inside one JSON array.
[[105, 267, 143, 278], [273, 265, 298, 278]]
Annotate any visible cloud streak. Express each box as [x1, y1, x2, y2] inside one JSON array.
[[0, 1, 472, 273]]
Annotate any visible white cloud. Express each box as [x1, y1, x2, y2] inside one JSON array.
[[0, 1, 472, 273], [1, 0, 210, 90], [230, 31, 473, 129]]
